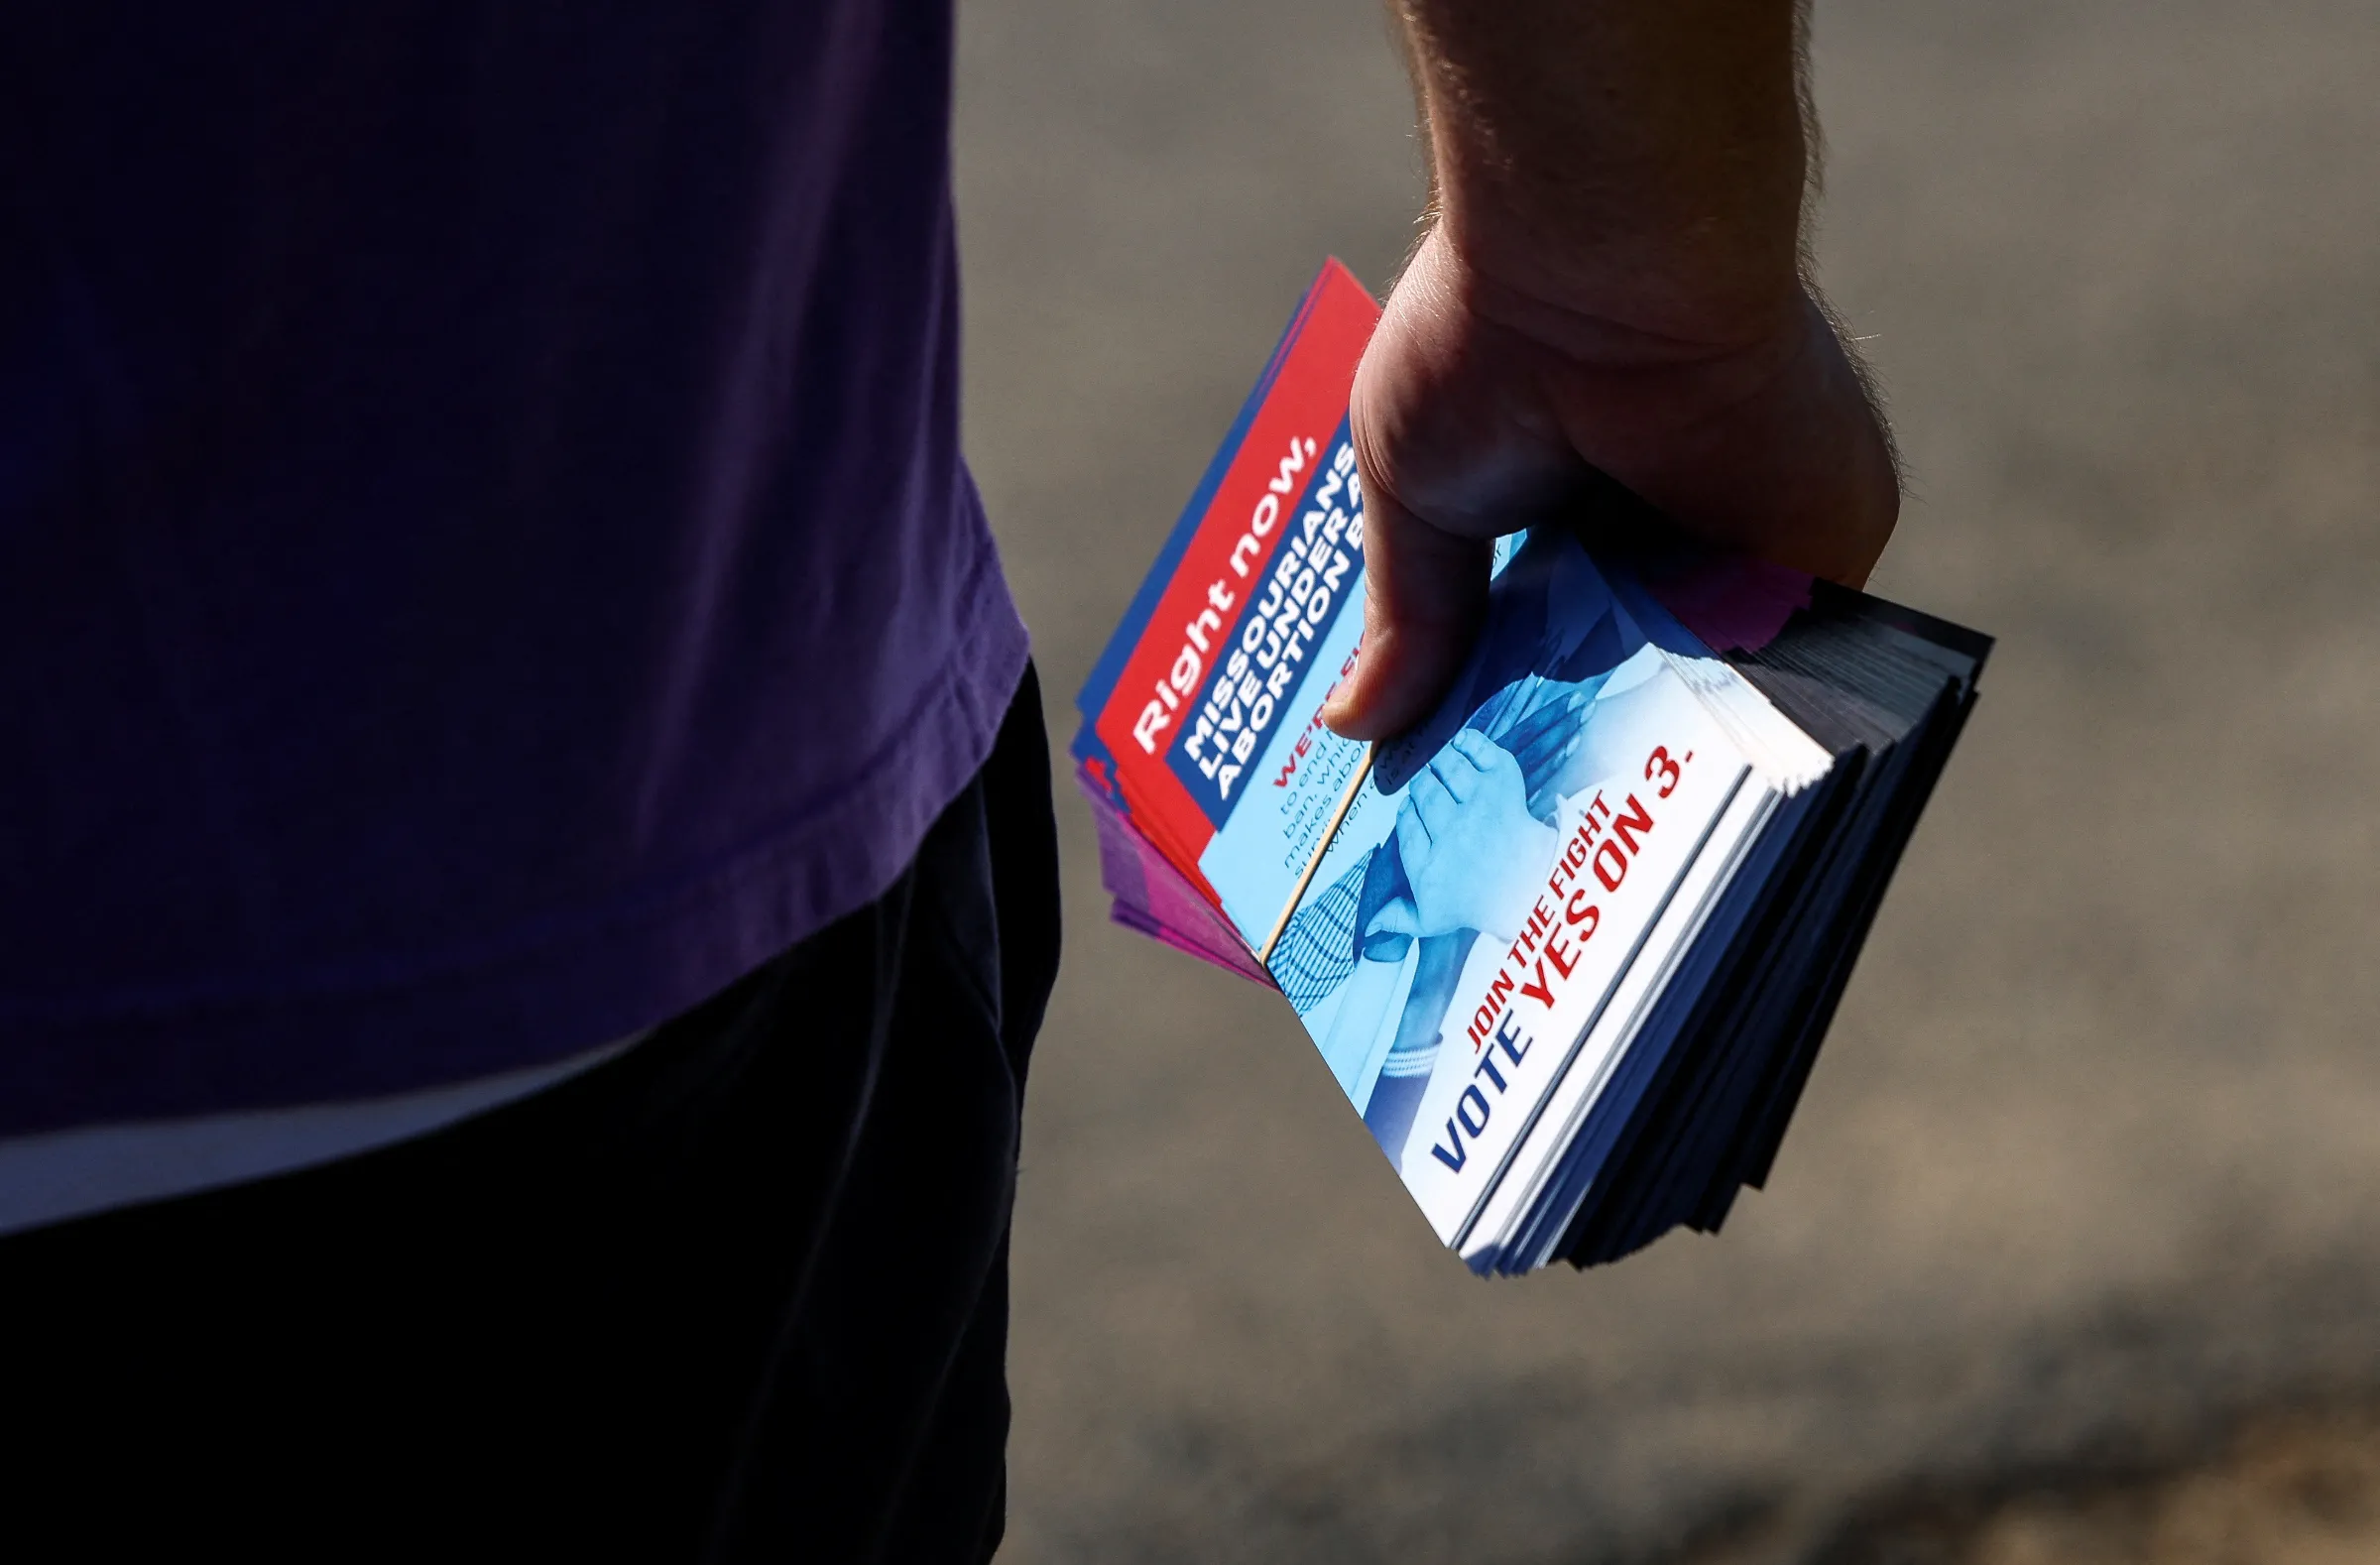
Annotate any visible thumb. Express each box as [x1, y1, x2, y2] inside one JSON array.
[[1320, 480, 1491, 740]]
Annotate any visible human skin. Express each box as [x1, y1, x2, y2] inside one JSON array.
[[1322, 0, 1900, 740]]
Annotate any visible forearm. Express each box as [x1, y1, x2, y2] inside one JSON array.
[[1393, 0, 1809, 350]]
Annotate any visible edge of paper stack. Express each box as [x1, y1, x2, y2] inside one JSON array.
[[1072, 260, 1991, 1275]]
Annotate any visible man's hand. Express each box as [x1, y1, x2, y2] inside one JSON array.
[[1322, 0, 1899, 740]]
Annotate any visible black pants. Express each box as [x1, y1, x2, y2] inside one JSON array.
[[0, 668, 1060, 1563]]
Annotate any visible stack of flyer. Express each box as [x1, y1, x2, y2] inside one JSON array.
[[1072, 261, 1991, 1275]]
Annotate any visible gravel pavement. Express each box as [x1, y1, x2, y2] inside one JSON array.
[[950, 3, 2380, 1559]]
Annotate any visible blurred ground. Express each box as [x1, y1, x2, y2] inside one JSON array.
[[949, 2, 2380, 1560], [1804, 1408, 2380, 1565]]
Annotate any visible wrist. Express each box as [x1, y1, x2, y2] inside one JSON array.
[[1390, 227, 1817, 464], [1365, 227, 1897, 586], [1420, 206, 1804, 376]]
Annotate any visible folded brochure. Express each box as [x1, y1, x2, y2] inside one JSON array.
[[1073, 260, 1990, 1274]]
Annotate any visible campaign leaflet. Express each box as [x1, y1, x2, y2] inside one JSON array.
[[1074, 259, 1381, 921], [1074, 262, 1799, 1255], [1081, 261, 1993, 1272], [1256, 535, 1781, 1253]]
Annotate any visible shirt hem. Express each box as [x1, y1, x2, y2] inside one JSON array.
[[0, 545, 1031, 1137]]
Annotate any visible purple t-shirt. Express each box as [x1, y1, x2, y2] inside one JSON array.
[[0, 1, 1027, 1137]]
